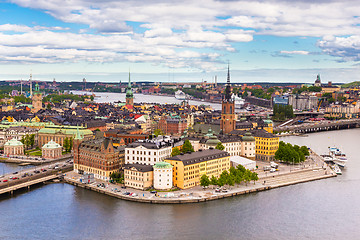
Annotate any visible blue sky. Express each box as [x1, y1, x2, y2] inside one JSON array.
[[1, 0, 360, 83]]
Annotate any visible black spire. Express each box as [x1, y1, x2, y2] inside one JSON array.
[[224, 63, 232, 102]]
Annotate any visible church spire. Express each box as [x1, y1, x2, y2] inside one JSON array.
[[128, 70, 131, 89], [224, 63, 232, 101], [75, 125, 83, 140]]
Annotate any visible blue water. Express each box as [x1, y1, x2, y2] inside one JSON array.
[[0, 129, 359, 240]]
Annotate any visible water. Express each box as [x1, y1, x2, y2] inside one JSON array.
[[0, 129, 359, 239], [71, 90, 222, 110], [0, 162, 33, 176]]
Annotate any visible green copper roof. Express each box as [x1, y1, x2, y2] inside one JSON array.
[[42, 140, 61, 149], [154, 161, 173, 169], [126, 71, 134, 98], [242, 132, 255, 142], [5, 138, 23, 146], [38, 125, 93, 136], [206, 135, 220, 146]]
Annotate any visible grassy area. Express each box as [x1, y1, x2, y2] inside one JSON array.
[[28, 150, 42, 156], [147, 188, 179, 192]]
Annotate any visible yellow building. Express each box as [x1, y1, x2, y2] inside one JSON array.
[[165, 149, 230, 189], [230, 129, 279, 161]]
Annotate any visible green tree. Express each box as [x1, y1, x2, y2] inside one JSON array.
[[300, 146, 310, 156], [215, 142, 225, 150], [68, 137, 73, 152], [47, 103, 51, 110], [171, 147, 181, 157], [250, 172, 259, 184], [200, 174, 210, 188], [63, 137, 69, 152], [28, 134, 35, 148], [210, 175, 218, 186], [154, 129, 164, 137], [182, 140, 194, 153]]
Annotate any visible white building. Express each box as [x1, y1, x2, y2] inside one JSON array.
[[125, 139, 172, 166], [4, 138, 24, 156], [241, 132, 256, 159], [230, 156, 256, 170], [153, 161, 173, 190]]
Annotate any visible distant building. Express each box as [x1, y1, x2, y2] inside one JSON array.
[[288, 94, 318, 111], [31, 82, 43, 113], [325, 102, 360, 119]]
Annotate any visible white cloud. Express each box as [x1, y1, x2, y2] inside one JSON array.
[[4, 0, 360, 72], [280, 50, 309, 55]]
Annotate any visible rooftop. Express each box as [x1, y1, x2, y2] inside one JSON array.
[[166, 148, 229, 166]]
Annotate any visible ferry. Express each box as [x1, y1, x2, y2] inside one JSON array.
[[175, 90, 186, 100], [329, 147, 347, 168], [231, 94, 245, 109]]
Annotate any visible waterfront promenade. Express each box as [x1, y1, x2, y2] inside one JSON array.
[[64, 151, 336, 204]]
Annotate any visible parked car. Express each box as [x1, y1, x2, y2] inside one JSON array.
[[3, 179, 8, 182], [270, 168, 276, 173], [150, 190, 157, 194], [215, 188, 221, 192]]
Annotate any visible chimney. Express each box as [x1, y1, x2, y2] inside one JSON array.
[[328, 81, 332, 86]]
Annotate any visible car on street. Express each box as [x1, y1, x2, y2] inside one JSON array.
[[150, 190, 157, 194], [3, 179, 8, 182]]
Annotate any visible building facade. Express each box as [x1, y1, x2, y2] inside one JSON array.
[[153, 161, 173, 190], [42, 140, 62, 159], [4, 138, 24, 156], [124, 164, 153, 190], [165, 149, 230, 189], [125, 140, 172, 166], [38, 125, 93, 147], [73, 135, 124, 181]]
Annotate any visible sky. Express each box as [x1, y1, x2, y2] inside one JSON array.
[[1, 0, 360, 83]]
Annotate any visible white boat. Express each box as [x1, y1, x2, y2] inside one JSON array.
[[175, 90, 186, 100], [328, 147, 347, 167], [332, 164, 342, 175], [231, 94, 245, 109]]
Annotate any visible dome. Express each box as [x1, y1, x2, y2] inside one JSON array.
[[4, 138, 23, 146], [154, 161, 173, 169], [42, 140, 62, 149], [242, 132, 255, 142], [206, 135, 221, 146]]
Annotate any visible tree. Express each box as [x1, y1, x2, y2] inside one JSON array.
[[154, 129, 164, 137], [182, 140, 194, 153], [200, 174, 210, 188], [215, 142, 225, 150], [171, 147, 181, 157], [210, 175, 218, 186], [250, 172, 259, 184], [68, 137, 73, 152], [29, 134, 35, 148], [47, 103, 51, 110], [63, 137, 69, 153], [300, 146, 310, 156]]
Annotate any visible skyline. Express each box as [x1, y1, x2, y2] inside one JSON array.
[[1, 0, 360, 83]]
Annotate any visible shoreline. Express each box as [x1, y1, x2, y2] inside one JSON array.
[[64, 164, 336, 204]]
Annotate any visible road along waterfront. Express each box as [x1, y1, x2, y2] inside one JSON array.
[[0, 129, 359, 240]]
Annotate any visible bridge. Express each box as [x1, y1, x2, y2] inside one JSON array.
[[0, 162, 73, 195], [274, 119, 360, 134]]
